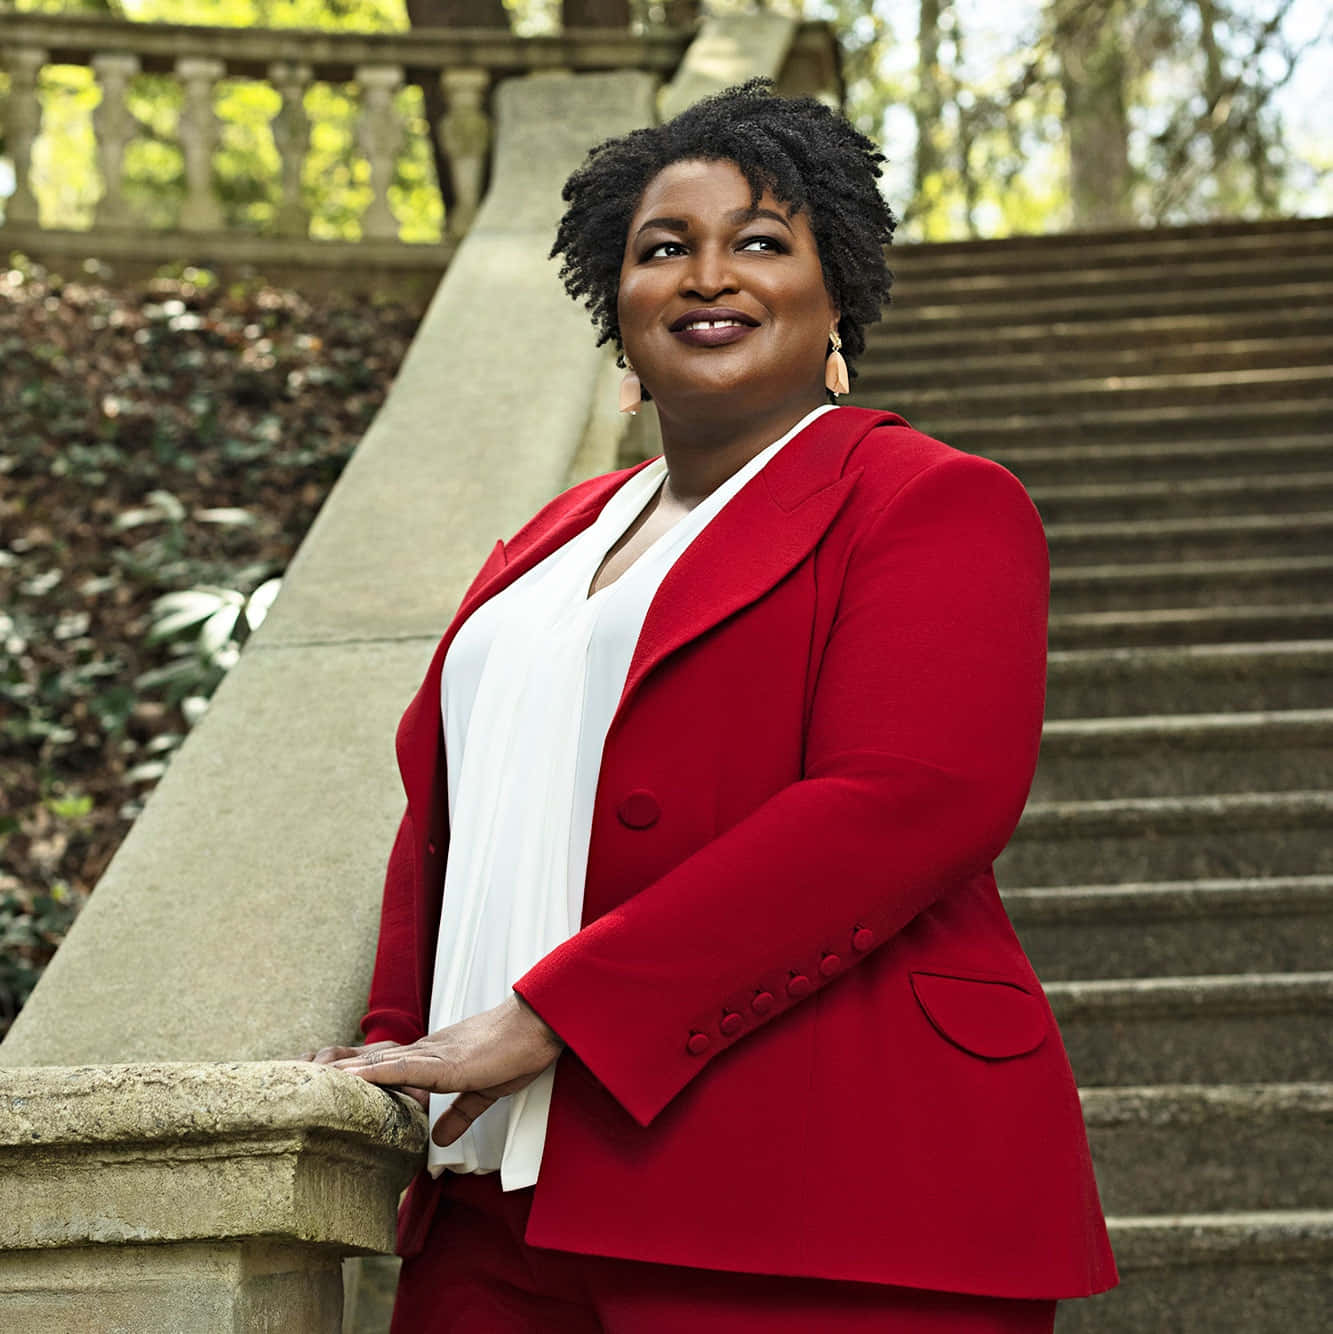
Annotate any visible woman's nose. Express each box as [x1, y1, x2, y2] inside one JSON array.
[[679, 244, 738, 300]]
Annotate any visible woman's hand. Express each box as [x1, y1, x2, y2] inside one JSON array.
[[323, 996, 564, 1146], [303, 1040, 431, 1110]]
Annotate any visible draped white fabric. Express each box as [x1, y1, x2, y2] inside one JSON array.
[[427, 405, 837, 1189]]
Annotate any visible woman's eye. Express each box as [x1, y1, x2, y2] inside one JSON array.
[[643, 241, 686, 260], [739, 235, 785, 253]]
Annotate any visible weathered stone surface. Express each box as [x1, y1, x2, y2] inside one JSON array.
[[1049, 602, 1333, 649], [0, 11, 691, 83], [1044, 642, 1333, 720], [999, 790, 1333, 884], [0, 224, 455, 309], [0, 1240, 344, 1334], [1008, 876, 1333, 978], [1081, 1084, 1333, 1214], [658, 13, 798, 121], [1031, 709, 1333, 801], [0, 1062, 425, 1253], [0, 1063, 425, 1333], [1058, 1213, 1333, 1333], [1048, 973, 1333, 1085], [1049, 554, 1333, 612]]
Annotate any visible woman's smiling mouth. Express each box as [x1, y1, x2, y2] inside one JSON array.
[[669, 307, 760, 347]]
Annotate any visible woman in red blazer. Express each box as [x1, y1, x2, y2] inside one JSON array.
[[316, 83, 1117, 1331]]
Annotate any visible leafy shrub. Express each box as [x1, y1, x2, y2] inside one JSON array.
[[0, 257, 419, 1038]]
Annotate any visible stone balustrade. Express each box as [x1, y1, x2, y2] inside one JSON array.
[[0, 12, 695, 298]]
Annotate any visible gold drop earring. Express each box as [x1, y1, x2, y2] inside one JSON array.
[[619, 358, 642, 415], [825, 330, 850, 397]]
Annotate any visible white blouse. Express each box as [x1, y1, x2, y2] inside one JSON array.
[[427, 404, 837, 1189]]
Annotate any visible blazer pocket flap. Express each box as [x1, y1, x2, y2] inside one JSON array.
[[910, 970, 1047, 1060]]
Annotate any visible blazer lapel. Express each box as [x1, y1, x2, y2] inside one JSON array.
[[395, 461, 656, 819], [396, 408, 904, 819], [616, 408, 904, 719]]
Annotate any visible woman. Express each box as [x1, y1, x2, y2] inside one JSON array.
[[312, 81, 1117, 1332]]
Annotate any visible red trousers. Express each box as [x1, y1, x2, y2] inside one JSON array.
[[389, 1173, 1059, 1334]]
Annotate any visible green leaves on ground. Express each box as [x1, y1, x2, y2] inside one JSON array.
[[0, 254, 420, 1035]]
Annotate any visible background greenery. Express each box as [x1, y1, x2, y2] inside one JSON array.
[[0, 259, 419, 1034], [3, 0, 1328, 241]]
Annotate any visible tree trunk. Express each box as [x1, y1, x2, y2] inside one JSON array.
[[1054, 0, 1134, 229], [405, 0, 509, 214], [913, 0, 944, 198]]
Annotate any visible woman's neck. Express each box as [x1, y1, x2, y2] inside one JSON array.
[[654, 395, 829, 510]]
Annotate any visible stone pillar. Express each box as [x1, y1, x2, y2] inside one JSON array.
[[269, 61, 313, 239], [3, 46, 48, 228], [91, 52, 141, 230], [438, 67, 492, 242], [658, 12, 799, 121], [0, 1062, 425, 1333], [175, 56, 225, 232], [355, 63, 404, 242]]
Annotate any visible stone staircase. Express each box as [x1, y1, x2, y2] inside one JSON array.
[[849, 216, 1333, 1333]]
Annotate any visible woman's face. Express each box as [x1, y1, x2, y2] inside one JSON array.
[[616, 158, 837, 420]]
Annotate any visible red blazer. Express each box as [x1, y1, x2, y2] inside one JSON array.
[[362, 407, 1118, 1300]]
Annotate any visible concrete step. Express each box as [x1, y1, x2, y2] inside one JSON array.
[[859, 307, 1333, 358], [877, 367, 1333, 419], [1044, 511, 1333, 565], [999, 790, 1333, 885], [1081, 1084, 1333, 1214], [1047, 973, 1333, 1085], [1048, 603, 1333, 650], [1049, 555, 1333, 613], [878, 280, 1331, 331], [895, 398, 1333, 450], [1027, 470, 1333, 523], [857, 335, 1333, 391], [1031, 709, 1333, 802], [1044, 641, 1333, 719], [893, 253, 1333, 308], [888, 216, 1333, 278], [1056, 1210, 1333, 1334], [979, 436, 1333, 488], [1007, 876, 1333, 979]]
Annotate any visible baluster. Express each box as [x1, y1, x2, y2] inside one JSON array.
[[268, 61, 312, 239], [175, 56, 224, 232], [92, 52, 141, 229], [355, 63, 404, 241], [3, 46, 48, 228], [438, 67, 491, 241]]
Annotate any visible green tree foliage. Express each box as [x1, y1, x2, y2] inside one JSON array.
[[819, 0, 1328, 236], [5, 1, 1326, 240]]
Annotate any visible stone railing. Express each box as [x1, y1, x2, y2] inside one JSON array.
[[0, 13, 694, 298]]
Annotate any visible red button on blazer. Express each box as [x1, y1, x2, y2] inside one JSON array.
[[616, 790, 661, 829], [361, 408, 1117, 1301]]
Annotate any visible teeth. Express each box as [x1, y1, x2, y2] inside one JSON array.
[[684, 319, 744, 331]]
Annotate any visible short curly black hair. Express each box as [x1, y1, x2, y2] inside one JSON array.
[[550, 79, 896, 392]]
